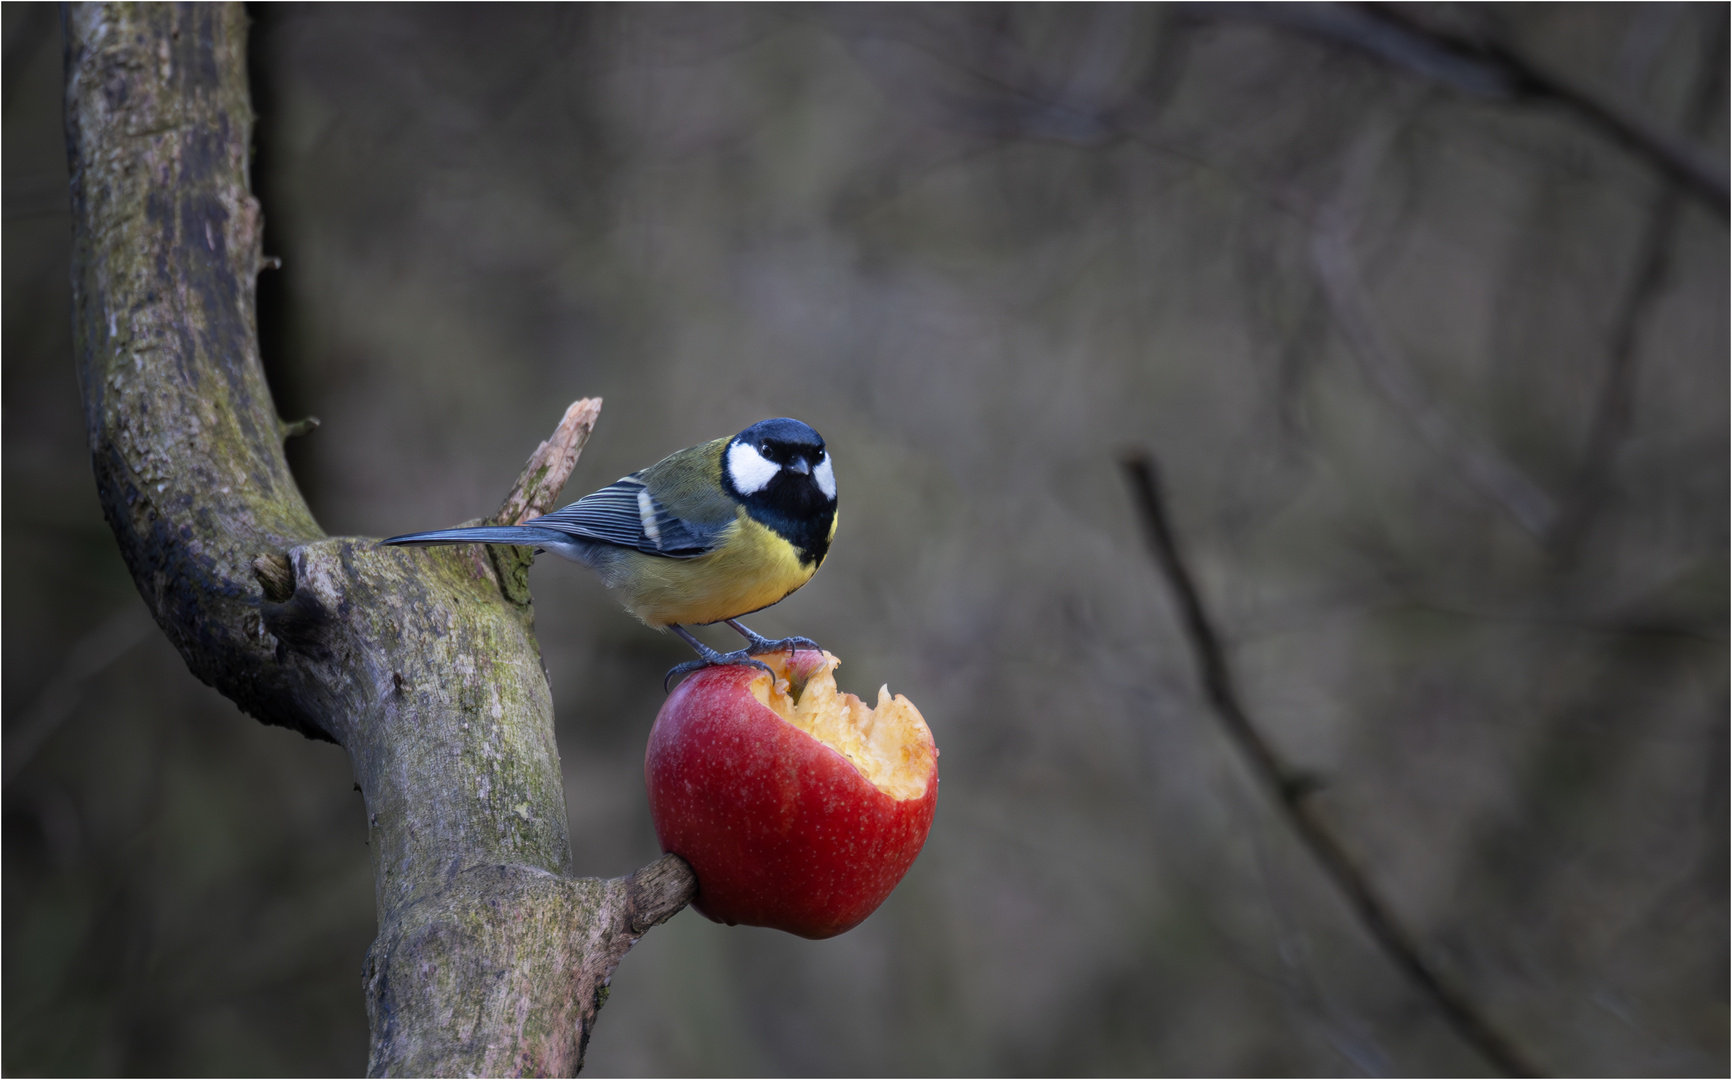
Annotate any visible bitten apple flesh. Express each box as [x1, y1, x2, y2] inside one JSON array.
[[645, 650, 938, 939]]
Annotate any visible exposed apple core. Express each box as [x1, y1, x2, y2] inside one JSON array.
[[748, 651, 935, 801]]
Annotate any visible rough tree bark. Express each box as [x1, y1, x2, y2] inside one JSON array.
[[63, 5, 695, 1074]]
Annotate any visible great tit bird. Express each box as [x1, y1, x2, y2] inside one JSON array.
[[382, 417, 838, 686]]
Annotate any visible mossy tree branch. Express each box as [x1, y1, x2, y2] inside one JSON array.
[[63, 5, 692, 1075]]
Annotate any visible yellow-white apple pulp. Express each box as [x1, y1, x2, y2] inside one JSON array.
[[747, 651, 936, 802]]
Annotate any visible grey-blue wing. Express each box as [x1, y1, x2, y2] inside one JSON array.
[[530, 478, 721, 558]]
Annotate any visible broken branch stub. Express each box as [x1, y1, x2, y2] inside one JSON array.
[[495, 396, 604, 527]]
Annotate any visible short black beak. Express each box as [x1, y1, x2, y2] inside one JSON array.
[[789, 458, 811, 475]]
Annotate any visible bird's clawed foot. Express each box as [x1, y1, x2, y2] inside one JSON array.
[[724, 618, 822, 657], [663, 653, 775, 692], [664, 622, 828, 691], [665, 625, 776, 692]]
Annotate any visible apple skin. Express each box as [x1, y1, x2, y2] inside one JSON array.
[[645, 661, 938, 940]]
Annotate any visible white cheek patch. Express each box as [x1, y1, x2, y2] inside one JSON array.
[[813, 453, 837, 499], [726, 440, 780, 494]]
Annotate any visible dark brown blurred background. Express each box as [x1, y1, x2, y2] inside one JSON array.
[[5, 3, 1726, 1075]]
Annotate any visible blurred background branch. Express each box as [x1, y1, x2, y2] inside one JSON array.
[[1, 607, 153, 787], [1309, 107, 1560, 539], [1188, 2, 1730, 217], [1551, 5, 1730, 556], [1122, 453, 1543, 1077]]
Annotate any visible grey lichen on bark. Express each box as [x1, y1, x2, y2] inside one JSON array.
[[63, 5, 693, 1075]]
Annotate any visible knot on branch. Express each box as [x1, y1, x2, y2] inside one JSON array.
[[253, 553, 295, 602]]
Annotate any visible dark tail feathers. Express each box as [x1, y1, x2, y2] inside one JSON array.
[[379, 525, 569, 548]]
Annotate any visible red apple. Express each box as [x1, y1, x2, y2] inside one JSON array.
[[645, 649, 938, 939]]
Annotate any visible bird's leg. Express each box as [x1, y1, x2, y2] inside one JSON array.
[[664, 624, 775, 691], [724, 618, 822, 657]]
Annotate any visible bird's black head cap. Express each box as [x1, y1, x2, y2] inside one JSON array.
[[722, 418, 836, 565]]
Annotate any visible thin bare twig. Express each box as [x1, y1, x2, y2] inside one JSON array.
[[1309, 111, 1558, 538], [1191, 3, 1729, 218], [1370, 3, 1729, 220], [1120, 452, 1544, 1079], [2, 606, 154, 786], [1550, 9, 1729, 555]]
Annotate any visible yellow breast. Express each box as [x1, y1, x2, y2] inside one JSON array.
[[611, 515, 821, 628]]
